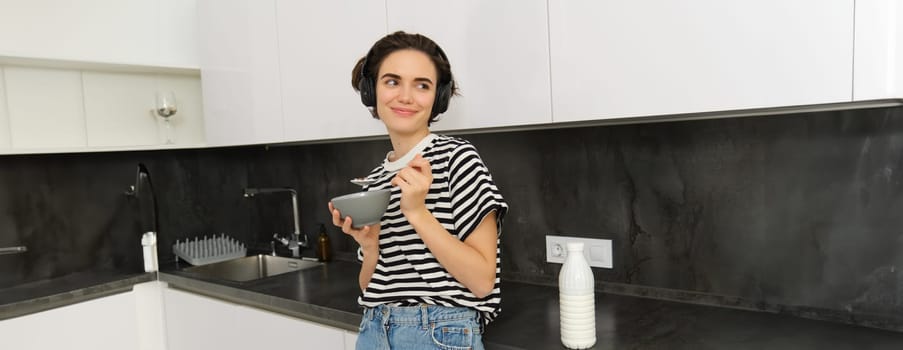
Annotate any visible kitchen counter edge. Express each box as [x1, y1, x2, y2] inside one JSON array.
[[0, 272, 155, 321]]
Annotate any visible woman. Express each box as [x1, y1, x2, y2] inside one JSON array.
[[328, 31, 508, 350]]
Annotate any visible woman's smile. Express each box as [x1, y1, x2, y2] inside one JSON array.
[[390, 107, 418, 117]]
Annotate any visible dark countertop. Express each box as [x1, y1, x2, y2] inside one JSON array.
[[159, 260, 903, 350], [3, 260, 902, 349], [0, 270, 154, 321], [159, 259, 364, 331]]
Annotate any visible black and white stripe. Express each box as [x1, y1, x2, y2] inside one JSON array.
[[356, 134, 508, 325]]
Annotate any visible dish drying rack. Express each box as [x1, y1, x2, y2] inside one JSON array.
[[173, 234, 246, 266]]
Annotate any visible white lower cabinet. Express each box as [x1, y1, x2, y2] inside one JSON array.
[[163, 287, 347, 350], [0, 289, 140, 350], [133, 282, 169, 350], [163, 287, 239, 349], [233, 300, 347, 349], [0, 281, 350, 350], [344, 330, 359, 350]]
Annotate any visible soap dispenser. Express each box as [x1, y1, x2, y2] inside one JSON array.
[[141, 231, 158, 272], [317, 223, 331, 262]]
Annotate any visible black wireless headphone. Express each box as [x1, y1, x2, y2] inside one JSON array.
[[358, 45, 452, 119]]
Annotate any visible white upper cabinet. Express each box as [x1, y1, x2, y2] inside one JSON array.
[[158, 75, 206, 147], [386, 0, 552, 131], [83, 72, 205, 148], [854, 0, 903, 101], [0, 66, 204, 153], [0, 0, 202, 155], [158, 0, 200, 68], [197, 0, 284, 146], [0, 0, 198, 68], [4, 67, 87, 149], [278, 0, 388, 142], [0, 68, 10, 149], [549, 0, 854, 122], [82, 72, 160, 147]]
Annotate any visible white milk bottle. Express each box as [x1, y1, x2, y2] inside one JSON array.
[[558, 242, 596, 349]]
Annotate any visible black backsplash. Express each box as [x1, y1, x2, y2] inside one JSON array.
[[1, 107, 901, 331]]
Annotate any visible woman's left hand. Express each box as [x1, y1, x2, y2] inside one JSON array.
[[391, 153, 432, 214]]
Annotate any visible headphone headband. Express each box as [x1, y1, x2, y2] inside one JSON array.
[[360, 44, 450, 83]]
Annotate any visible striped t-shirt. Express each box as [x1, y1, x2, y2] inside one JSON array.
[[357, 133, 509, 325]]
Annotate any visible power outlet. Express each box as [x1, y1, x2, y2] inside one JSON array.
[[545, 235, 613, 269]]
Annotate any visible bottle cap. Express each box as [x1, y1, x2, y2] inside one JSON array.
[[141, 231, 157, 246]]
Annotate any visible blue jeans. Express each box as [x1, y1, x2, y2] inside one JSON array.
[[356, 304, 485, 350]]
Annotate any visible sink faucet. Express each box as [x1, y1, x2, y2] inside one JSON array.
[[125, 163, 159, 234], [243, 187, 308, 258]]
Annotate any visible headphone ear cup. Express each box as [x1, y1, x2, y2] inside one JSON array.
[[432, 83, 451, 117], [358, 76, 376, 109]]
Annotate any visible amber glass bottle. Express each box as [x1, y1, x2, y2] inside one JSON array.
[[316, 223, 331, 262]]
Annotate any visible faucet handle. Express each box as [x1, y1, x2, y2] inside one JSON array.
[[298, 232, 310, 247]]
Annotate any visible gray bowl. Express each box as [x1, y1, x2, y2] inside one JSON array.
[[330, 188, 391, 228]]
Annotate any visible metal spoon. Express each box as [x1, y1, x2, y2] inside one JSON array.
[[350, 178, 375, 187]]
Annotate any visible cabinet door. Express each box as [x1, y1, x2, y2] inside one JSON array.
[[0, 0, 155, 63], [164, 287, 241, 350], [197, 0, 284, 146], [164, 287, 347, 350], [344, 330, 358, 350], [278, 0, 388, 142], [0, 0, 197, 68], [853, 0, 903, 100], [4, 67, 87, 149], [133, 282, 168, 350], [158, 0, 200, 68], [160, 74, 207, 146], [233, 304, 346, 350], [386, 0, 552, 131], [549, 0, 854, 122], [0, 291, 139, 350], [83, 72, 160, 147], [0, 67, 10, 149]]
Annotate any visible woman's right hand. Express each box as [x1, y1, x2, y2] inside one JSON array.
[[328, 202, 380, 253]]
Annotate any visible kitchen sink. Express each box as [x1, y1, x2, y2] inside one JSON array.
[[182, 254, 322, 282]]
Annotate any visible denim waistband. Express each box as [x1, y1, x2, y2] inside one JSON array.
[[364, 304, 478, 327]]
